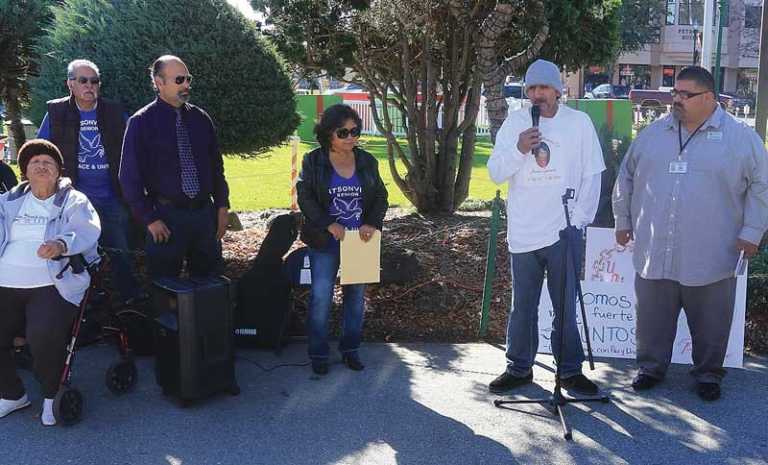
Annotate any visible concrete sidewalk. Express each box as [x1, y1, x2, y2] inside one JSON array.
[[4, 342, 767, 465]]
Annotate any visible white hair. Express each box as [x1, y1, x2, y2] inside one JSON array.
[[66, 59, 100, 79]]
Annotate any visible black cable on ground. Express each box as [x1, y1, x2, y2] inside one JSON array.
[[235, 355, 310, 372], [234, 354, 501, 376]]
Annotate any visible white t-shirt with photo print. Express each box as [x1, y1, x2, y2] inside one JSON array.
[[488, 104, 605, 253]]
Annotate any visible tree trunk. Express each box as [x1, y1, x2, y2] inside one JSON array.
[[453, 82, 482, 210], [478, 1, 550, 143], [1, 82, 27, 157], [436, 126, 459, 212], [755, 0, 768, 141]]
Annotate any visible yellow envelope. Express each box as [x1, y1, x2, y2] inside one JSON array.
[[340, 229, 381, 285]]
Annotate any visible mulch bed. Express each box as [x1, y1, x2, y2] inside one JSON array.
[[223, 209, 768, 355], [223, 209, 511, 344]]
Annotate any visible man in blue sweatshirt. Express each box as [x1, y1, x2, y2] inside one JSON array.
[[38, 59, 142, 304]]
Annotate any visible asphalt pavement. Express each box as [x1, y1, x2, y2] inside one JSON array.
[[4, 342, 767, 465]]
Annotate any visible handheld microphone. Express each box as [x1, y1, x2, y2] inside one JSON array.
[[531, 105, 541, 151], [531, 104, 540, 128]]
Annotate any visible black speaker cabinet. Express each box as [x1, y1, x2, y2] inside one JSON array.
[[153, 276, 239, 404]]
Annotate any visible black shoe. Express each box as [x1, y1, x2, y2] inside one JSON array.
[[559, 374, 599, 395], [489, 371, 533, 393], [697, 382, 721, 401], [631, 373, 661, 391], [342, 354, 365, 371], [311, 360, 329, 375]]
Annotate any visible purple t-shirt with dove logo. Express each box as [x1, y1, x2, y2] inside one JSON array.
[[38, 108, 114, 201], [327, 171, 363, 249]]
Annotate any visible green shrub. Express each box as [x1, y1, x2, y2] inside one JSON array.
[[746, 245, 768, 353], [591, 125, 632, 228], [30, 0, 299, 152], [748, 246, 768, 315]]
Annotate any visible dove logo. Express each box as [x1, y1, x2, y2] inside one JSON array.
[[78, 132, 106, 164], [331, 197, 362, 222]]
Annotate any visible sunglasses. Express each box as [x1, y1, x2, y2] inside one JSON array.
[[335, 126, 361, 139], [70, 76, 100, 85], [172, 74, 193, 85]]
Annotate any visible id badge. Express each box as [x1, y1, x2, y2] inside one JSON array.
[[669, 161, 688, 174]]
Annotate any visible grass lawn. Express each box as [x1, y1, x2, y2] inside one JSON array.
[[4, 135, 504, 212], [225, 135, 503, 212]]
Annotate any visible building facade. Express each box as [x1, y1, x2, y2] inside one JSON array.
[[562, 0, 762, 99]]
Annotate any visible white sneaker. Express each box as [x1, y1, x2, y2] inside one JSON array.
[[0, 394, 31, 418], [41, 398, 56, 426]]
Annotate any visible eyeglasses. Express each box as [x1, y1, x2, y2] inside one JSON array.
[[670, 89, 709, 100], [70, 76, 100, 85], [335, 126, 361, 139], [173, 75, 193, 85]]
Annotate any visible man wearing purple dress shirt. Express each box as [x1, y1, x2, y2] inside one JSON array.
[[119, 55, 229, 278]]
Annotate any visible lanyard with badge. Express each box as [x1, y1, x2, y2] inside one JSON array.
[[670, 120, 707, 174]]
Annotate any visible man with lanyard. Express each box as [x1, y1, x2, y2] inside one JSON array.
[[37, 59, 142, 305], [120, 55, 229, 279], [487, 59, 606, 395], [613, 66, 768, 401]]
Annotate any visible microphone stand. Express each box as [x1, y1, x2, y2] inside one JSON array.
[[494, 188, 610, 440]]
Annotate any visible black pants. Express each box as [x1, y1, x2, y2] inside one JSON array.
[[145, 203, 222, 279], [0, 286, 78, 399]]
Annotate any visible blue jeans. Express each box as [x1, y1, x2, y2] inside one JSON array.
[[307, 247, 366, 360], [91, 198, 139, 301], [505, 237, 585, 378]]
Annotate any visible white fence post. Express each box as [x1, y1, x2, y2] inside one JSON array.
[[344, 97, 491, 137]]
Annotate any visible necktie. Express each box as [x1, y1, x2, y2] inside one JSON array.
[[175, 108, 200, 198]]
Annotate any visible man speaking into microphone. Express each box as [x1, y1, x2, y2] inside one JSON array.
[[487, 59, 605, 395]]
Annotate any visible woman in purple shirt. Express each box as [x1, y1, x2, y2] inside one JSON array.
[[296, 104, 388, 375]]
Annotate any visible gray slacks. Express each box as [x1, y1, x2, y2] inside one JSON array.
[[634, 275, 737, 384]]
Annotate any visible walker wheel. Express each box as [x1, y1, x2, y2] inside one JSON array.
[[229, 384, 241, 396], [493, 400, 502, 407], [105, 360, 138, 395], [54, 387, 83, 426]]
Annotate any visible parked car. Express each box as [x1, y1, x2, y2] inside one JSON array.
[[719, 93, 754, 115], [503, 83, 523, 99], [585, 84, 629, 99], [628, 88, 674, 108], [327, 83, 367, 94]]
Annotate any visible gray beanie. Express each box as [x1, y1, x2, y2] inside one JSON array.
[[524, 59, 562, 95]]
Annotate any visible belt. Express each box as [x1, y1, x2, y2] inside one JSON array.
[[156, 195, 210, 210]]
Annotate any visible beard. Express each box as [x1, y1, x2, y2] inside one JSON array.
[[532, 98, 557, 115], [178, 91, 191, 103], [672, 104, 685, 119]]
